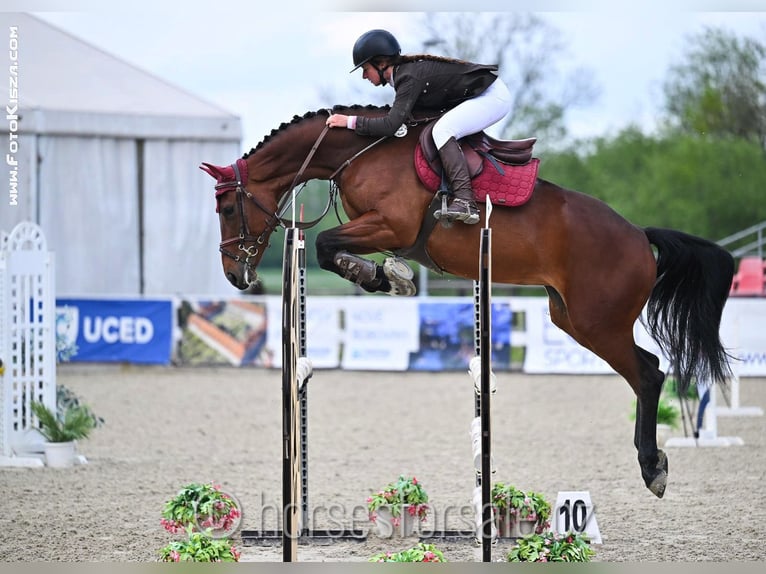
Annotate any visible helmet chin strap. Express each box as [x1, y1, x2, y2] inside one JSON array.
[[376, 65, 390, 86]]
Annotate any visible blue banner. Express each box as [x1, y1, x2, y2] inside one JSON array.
[[409, 301, 512, 371], [55, 299, 173, 364]]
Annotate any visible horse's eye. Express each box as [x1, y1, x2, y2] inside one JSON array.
[[221, 205, 235, 217]]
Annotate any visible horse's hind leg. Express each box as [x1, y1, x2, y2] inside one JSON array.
[[546, 287, 668, 497]]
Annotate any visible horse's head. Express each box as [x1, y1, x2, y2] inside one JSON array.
[[200, 158, 281, 290]]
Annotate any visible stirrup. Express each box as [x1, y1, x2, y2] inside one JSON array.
[[444, 198, 479, 225]]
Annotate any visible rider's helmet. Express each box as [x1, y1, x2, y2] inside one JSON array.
[[350, 29, 401, 72]]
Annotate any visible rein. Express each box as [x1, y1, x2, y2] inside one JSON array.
[[216, 115, 390, 277]]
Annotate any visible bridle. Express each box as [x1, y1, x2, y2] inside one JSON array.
[[214, 112, 395, 285], [215, 158, 280, 286]]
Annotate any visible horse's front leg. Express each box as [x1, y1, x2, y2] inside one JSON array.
[[315, 214, 416, 296]]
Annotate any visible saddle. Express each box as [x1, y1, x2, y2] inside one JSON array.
[[414, 123, 540, 207], [418, 123, 536, 178], [400, 124, 541, 272]]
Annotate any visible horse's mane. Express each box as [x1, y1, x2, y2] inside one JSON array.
[[242, 104, 390, 159]]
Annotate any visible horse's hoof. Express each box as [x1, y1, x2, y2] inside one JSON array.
[[383, 257, 416, 296], [648, 449, 668, 498]]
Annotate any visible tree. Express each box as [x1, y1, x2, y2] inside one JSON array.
[[539, 129, 766, 240], [662, 27, 766, 147]]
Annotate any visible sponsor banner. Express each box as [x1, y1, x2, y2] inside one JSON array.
[[176, 296, 271, 367], [521, 298, 670, 375], [522, 296, 766, 377], [178, 296, 342, 369], [55, 298, 173, 364], [721, 298, 766, 376], [409, 299, 512, 371], [266, 296, 343, 369], [341, 298, 420, 371]]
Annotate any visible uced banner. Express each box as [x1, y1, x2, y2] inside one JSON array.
[[56, 298, 173, 364]]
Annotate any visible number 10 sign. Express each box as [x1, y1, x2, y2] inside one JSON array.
[[552, 491, 602, 544]]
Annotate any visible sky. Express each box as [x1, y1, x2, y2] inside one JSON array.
[[13, 0, 766, 149]]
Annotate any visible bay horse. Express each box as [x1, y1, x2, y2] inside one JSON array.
[[201, 105, 734, 498]]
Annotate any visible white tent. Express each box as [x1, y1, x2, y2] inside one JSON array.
[[0, 13, 241, 295]]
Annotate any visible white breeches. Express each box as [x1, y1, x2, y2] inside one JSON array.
[[431, 77, 512, 149]]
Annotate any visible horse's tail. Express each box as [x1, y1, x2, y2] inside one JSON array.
[[642, 227, 735, 392]]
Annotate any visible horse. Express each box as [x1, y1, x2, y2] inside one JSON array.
[[201, 104, 734, 499]]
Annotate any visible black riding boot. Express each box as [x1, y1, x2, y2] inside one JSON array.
[[438, 137, 479, 225]]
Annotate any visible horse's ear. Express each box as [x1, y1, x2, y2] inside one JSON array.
[[200, 162, 225, 179]]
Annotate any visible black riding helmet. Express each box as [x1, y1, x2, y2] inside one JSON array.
[[350, 29, 401, 73]]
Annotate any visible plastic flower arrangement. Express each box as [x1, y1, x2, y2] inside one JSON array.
[[159, 526, 241, 562], [491, 482, 551, 534], [369, 542, 446, 562], [506, 531, 595, 562], [161, 482, 241, 535], [367, 475, 430, 525]]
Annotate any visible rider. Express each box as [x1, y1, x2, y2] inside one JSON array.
[[326, 29, 512, 225]]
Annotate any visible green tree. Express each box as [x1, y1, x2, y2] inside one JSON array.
[[662, 27, 766, 147], [539, 130, 766, 240]]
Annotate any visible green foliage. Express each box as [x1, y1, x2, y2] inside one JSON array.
[[540, 131, 766, 240], [629, 396, 681, 429], [367, 475, 429, 520], [662, 27, 766, 144], [57, 385, 104, 428], [507, 531, 595, 562], [161, 482, 241, 534], [158, 526, 240, 562], [491, 483, 552, 533], [663, 376, 699, 399], [369, 542, 446, 562], [30, 400, 95, 442], [656, 398, 681, 428]]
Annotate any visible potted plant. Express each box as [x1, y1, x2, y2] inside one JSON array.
[[158, 526, 240, 562], [506, 531, 595, 562], [367, 475, 429, 537], [369, 542, 446, 562], [491, 482, 551, 537], [30, 400, 96, 468], [161, 482, 242, 536]]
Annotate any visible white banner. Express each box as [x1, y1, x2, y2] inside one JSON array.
[[721, 298, 766, 376], [340, 298, 420, 371], [523, 296, 766, 376], [522, 298, 614, 374], [266, 296, 343, 369]]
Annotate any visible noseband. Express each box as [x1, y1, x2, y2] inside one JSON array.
[[216, 158, 281, 285]]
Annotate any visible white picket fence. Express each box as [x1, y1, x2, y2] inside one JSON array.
[[0, 221, 56, 467]]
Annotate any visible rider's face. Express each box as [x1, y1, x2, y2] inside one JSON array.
[[361, 62, 384, 86]]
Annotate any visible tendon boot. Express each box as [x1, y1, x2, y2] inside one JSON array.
[[437, 137, 479, 225]]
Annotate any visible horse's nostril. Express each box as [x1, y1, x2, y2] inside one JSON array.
[[226, 272, 239, 287]]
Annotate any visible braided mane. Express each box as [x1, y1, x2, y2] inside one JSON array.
[[242, 104, 389, 159]]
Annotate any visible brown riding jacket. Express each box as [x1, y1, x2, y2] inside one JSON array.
[[354, 57, 499, 137]]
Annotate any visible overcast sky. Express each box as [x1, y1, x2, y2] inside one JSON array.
[[18, 0, 766, 148]]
